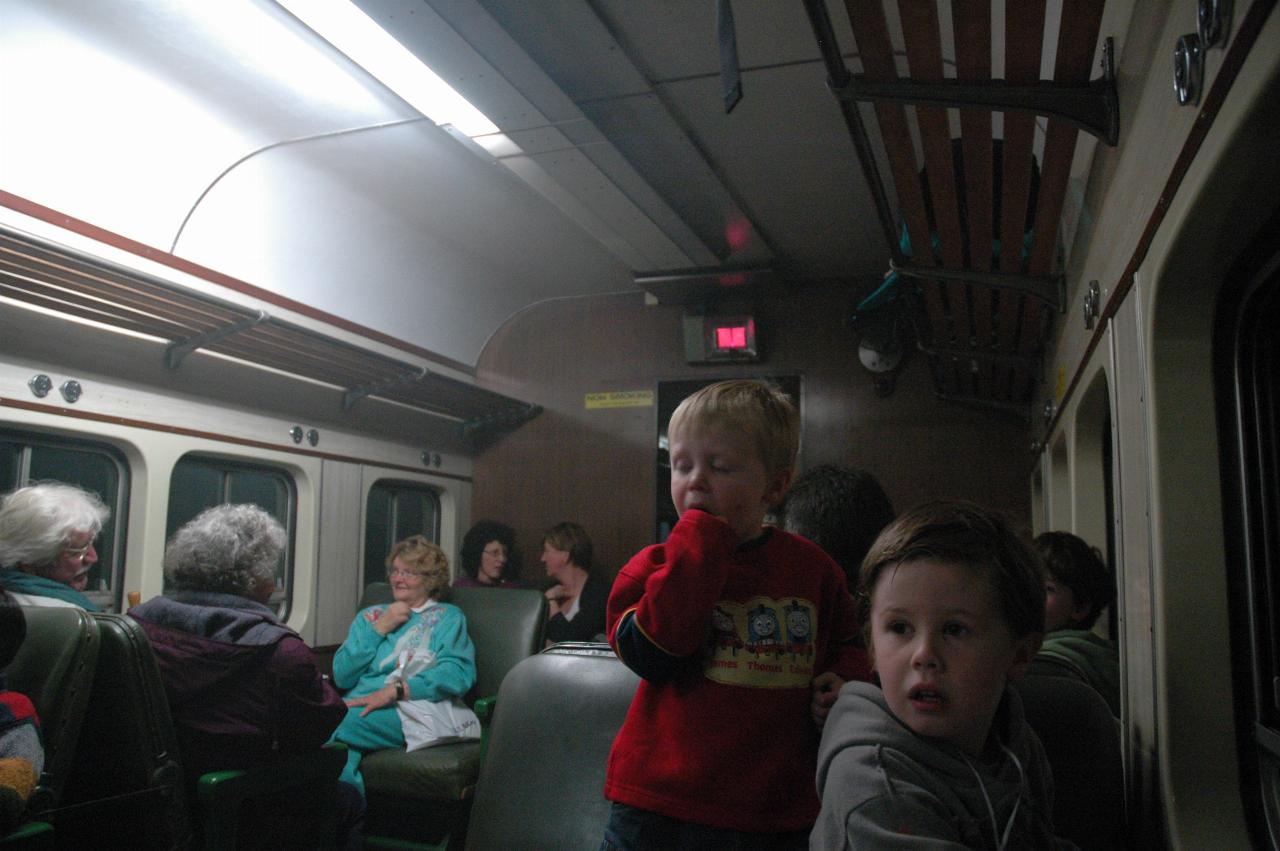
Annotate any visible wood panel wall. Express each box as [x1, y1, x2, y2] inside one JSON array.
[[473, 282, 1032, 586]]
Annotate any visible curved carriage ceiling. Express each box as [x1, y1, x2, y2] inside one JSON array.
[[1, 0, 1119, 410]]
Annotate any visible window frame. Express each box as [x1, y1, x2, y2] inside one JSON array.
[[0, 427, 130, 612], [1216, 211, 1280, 848], [363, 478, 442, 586], [165, 453, 298, 618]]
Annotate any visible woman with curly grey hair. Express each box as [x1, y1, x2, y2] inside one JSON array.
[[161, 502, 283, 601], [0, 482, 109, 610], [130, 504, 361, 848]]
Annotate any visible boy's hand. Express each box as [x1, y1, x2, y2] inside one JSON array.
[[811, 671, 845, 729]]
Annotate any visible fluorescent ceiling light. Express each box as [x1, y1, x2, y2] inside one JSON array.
[[276, 0, 499, 138]]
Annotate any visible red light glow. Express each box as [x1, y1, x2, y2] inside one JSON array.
[[724, 218, 753, 252], [716, 325, 748, 349]]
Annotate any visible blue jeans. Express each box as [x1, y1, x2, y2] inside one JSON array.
[[600, 802, 809, 851]]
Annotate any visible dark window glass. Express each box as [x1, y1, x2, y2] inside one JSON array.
[[166, 456, 295, 616], [1216, 211, 1280, 846], [0, 443, 18, 488], [364, 481, 441, 585], [165, 463, 223, 541], [0, 430, 129, 611]]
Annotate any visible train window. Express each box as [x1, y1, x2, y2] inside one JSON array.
[[165, 456, 296, 616], [1030, 466, 1046, 535], [1218, 212, 1280, 846], [363, 480, 441, 585], [1074, 373, 1117, 638], [0, 430, 129, 611], [1049, 434, 1069, 529]]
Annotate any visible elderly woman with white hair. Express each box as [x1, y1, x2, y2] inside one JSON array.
[[0, 482, 109, 610], [129, 503, 360, 847]]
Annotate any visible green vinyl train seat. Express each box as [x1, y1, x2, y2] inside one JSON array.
[[35, 611, 349, 849], [1012, 674, 1126, 851], [465, 643, 640, 851], [353, 582, 547, 847], [194, 743, 349, 850], [52, 613, 191, 847], [5, 607, 100, 818]]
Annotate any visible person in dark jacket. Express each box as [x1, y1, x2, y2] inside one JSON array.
[[130, 503, 358, 848], [540, 521, 607, 645]]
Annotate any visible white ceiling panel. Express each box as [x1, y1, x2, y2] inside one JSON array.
[[174, 119, 631, 366]]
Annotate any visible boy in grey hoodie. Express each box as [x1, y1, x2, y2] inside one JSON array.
[[811, 501, 1077, 850]]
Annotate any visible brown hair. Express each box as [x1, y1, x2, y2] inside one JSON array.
[[1034, 531, 1114, 629], [667, 379, 799, 479], [858, 500, 1045, 642], [385, 535, 451, 601], [543, 522, 593, 571]]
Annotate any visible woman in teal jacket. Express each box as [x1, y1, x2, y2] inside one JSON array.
[[331, 536, 476, 795]]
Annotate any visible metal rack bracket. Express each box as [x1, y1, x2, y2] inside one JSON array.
[[829, 38, 1119, 146], [165, 311, 269, 369], [342, 367, 430, 412], [891, 260, 1065, 313]]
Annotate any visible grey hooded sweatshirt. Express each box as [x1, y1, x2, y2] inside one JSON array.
[[810, 681, 1077, 850]]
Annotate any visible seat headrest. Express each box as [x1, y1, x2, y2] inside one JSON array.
[[357, 582, 393, 611]]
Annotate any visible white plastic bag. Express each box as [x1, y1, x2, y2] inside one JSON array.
[[385, 647, 481, 751], [397, 696, 481, 752]]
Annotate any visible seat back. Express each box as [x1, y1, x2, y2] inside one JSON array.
[[54, 613, 191, 847], [1012, 674, 1126, 851], [465, 643, 639, 851], [4, 607, 99, 815], [357, 583, 547, 702]]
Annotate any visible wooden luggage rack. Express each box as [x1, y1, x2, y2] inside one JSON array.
[[803, 0, 1116, 417]]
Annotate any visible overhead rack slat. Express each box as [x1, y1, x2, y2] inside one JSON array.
[[0, 228, 540, 448], [810, 0, 1113, 415]]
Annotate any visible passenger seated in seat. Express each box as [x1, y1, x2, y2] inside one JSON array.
[[604, 380, 871, 850], [0, 591, 43, 835], [778, 466, 896, 726], [454, 520, 527, 588], [1029, 531, 1120, 716], [330, 536, 476, 796], [541, 521, 606, 644], [130, 504, 359, 849], [812, 500, 1076, 850], [777, 464, 895, 591], [0, 482, 109, 610]]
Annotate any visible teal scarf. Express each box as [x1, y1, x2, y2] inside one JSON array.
[[0, 568, 100, 611]]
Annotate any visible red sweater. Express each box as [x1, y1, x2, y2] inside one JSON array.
[[605, 510, 871, 832]]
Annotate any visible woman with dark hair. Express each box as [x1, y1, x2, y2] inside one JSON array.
[[540, 522, 607, 645], [454, 520, 526, 588]]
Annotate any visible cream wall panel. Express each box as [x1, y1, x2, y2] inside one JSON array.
[[314, 459, 364, 647], [1108, 288, 1158, 841]]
